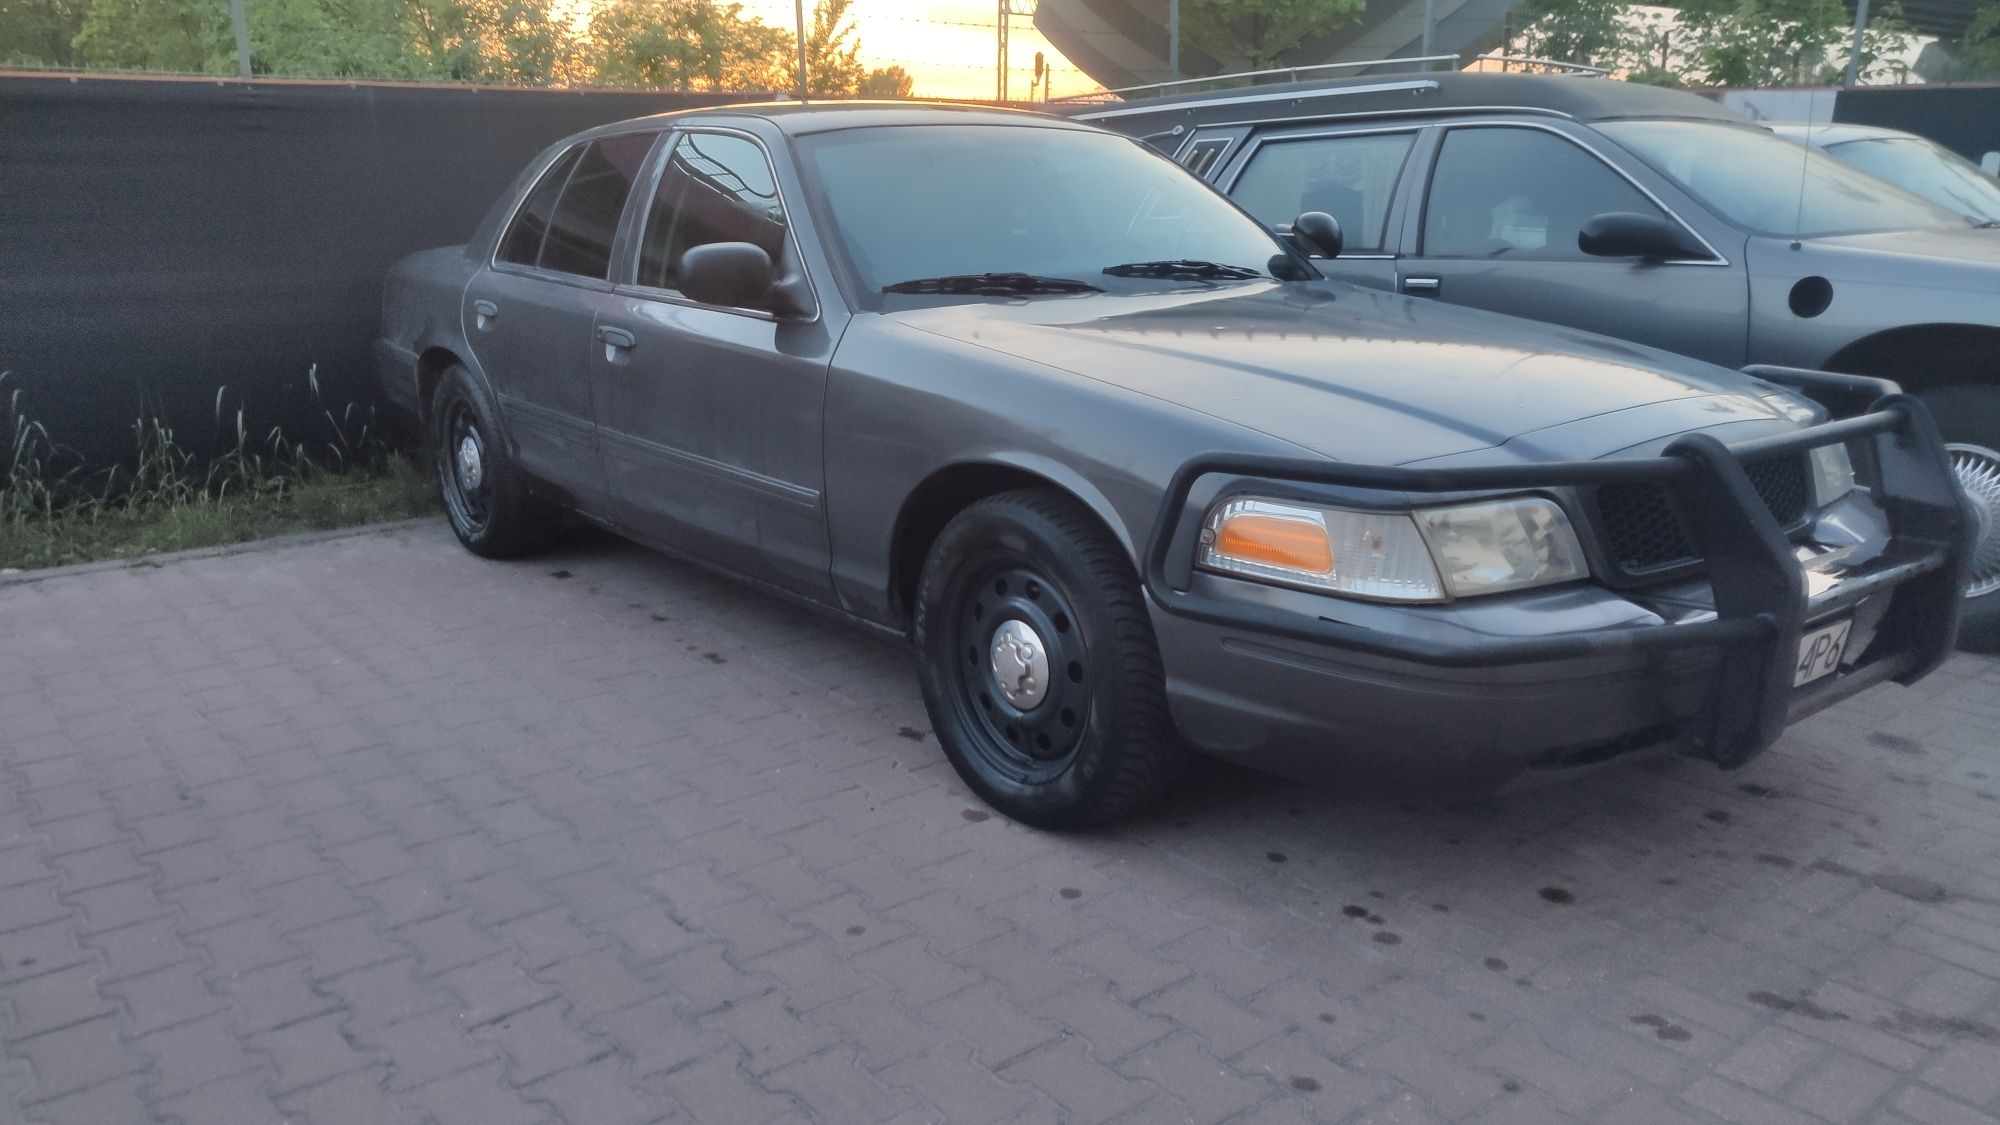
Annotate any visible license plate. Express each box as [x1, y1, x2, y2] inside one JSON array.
[[1794, 619, 1852, 687]]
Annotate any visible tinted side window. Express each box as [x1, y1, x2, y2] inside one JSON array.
[[638, 132, 787, 292], [538, 132, 657, 279], [1232, 132, 1416, 254], [497, 146, 581, 267], [1422, 128, 1663, 260]]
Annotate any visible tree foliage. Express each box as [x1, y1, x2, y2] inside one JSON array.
[[1, 0, 885, 93], [802, 0, 861, 94], [1953, 4, 2000, 78], [1508, 0, 1914, 86], [1181, 0, 1364, 70], [589, 0, 787, 92], [859, 63, 912, 97]]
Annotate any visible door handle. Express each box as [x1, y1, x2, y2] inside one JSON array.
[[472, 299, 499, 330], [596, 326, 636, 350], [1402, 277, 1441, 295]]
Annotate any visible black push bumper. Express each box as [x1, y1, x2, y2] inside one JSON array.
[[1143, 369, 1977, 770]]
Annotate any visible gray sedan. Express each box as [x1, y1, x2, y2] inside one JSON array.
[[376, 103, 1972, 825]]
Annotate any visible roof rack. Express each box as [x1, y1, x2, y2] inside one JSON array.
[[1471, 54, 1612, 75], [1050, 55, 1462, 104]]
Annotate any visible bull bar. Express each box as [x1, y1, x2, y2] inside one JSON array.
[[1142, 368, 1977, 769]]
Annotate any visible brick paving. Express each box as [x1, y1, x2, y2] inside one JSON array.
[[3, 519, 1999, 1124]]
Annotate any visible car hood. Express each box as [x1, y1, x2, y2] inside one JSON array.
[[888, 282, 1793, 465], [1804, 225, 2000, 266]]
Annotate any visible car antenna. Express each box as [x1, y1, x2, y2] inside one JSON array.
[[1791, 111, 1814, 249]]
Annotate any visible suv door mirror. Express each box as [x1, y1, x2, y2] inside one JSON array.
[[1291, 211, 1344, 258], [1578, 212, 1706, 261], [679, 242, 777, 309]]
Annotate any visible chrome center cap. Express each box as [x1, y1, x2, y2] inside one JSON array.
[[989, 619, 1050, 709], [456, 436, 483, 491]]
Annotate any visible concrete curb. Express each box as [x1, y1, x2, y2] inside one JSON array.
[[0, 516, 446, 587]]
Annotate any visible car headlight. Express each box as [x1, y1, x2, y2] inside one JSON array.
[[1198, 495, 1588, 602], [1762, 392, 1855, 506], [1810, 444, 1855, 506]]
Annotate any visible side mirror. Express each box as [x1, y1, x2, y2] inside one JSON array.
[[1578, 212, 1706, 261], [679, 242, 777, 309], [1290, 211, 1343, 259]]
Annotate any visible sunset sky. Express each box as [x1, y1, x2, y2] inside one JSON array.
[[726, 1, 1104, 101]]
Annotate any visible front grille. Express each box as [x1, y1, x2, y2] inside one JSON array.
[[1594, 455, 1813, 576]]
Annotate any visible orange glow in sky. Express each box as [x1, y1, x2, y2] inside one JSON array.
[[728, 1, 1102, 100]]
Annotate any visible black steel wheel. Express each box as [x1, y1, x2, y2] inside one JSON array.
[[914, 488, 1190, 827], [430, 365, 559, 558]]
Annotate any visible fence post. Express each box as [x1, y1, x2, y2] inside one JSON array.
[[1844, 0, 1872, 88], [230, 0, 250, 77]]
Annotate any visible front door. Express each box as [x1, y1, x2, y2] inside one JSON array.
[[592, 129, 836, 600], [1397, 124, 1749, 367], [464, 132, 658, 508], [1223, 128, 1421, 294]]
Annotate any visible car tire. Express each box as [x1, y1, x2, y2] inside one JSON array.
[[1916, 387, 2000, 650], [913, 488, 1191, 828], [431, 365, 560, 559]]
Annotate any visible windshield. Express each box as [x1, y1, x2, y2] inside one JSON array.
[[795, 124, 1303, 300], [1824, 136, 2000, 225], [1599, 120, 1972, 237]]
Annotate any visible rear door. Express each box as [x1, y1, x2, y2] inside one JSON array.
[[1396, 122, 1749, 366], [463, 132, 659, 508], [590, 127, 837, 600], [1218, 125, 1425, 292]]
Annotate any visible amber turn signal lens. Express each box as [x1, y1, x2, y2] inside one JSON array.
[[1212, 513, 1334, 574]]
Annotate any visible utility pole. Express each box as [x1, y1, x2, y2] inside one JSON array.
[[998, 0, 1007, 100], [230, 0, 251, 77], [1168, 0, 1180, 81], [997, 0, 1035, 102], [795, 0, 809, 100], [1843, 0, 1871, 88], [1420, 0, 1436, 66]]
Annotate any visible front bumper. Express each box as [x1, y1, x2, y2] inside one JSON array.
[[1143, 372, 1976, 788]]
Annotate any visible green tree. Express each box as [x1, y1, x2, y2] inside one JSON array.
[[858, 63, 911, 97], [70, 0, 227, 71], [589, 0, 787, 91], [1954, 4, 2000, 77], [1510, 0, 1644, 68], [1675, 0, 1912, 85], [802, 0, 862, 94], [1181, 0, 1364, 70], [0, 0, 89, 66]]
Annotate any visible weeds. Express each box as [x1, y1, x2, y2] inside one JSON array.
[[1, 369, 438, 571]]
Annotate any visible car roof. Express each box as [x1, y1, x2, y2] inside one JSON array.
[[578, 100, 1087, 141], [1062, 71, 1746, 134]]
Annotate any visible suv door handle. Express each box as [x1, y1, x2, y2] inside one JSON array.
[[472, 299, 499, 329], [596, 326, 636, 350], [1402, 277, 1441, 295]]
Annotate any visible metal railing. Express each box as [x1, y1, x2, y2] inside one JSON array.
[[1050, 54, 1463, 104], [1471, 54, 1612, 75]]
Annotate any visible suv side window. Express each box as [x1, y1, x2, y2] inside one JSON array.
[[1232, 132, 1417, 254], [536, 132, 657, 279], [638, 132, 788, 293], [497, 145, 582, 268], [1422, 127, 1664, 260]]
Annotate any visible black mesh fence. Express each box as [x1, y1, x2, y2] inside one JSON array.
[[0, 74, 757, 467]]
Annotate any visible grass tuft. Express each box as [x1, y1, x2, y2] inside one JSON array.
[[1, 369, 439, 572]]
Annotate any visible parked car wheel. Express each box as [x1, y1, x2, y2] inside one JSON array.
[[431, 365, 559, 559], [914, 489, 1190, 827], [1919, 388, 2000, 649]]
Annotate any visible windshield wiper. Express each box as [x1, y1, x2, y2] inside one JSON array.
[[882, 272, 1102, 296], [1101, 259, 1265, 281], [1975, 219, 2000, 229]]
